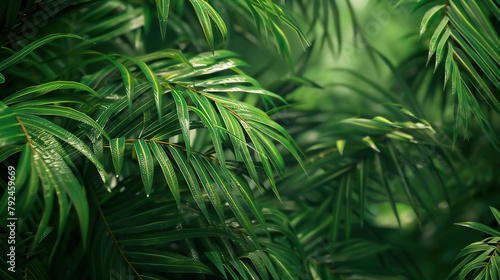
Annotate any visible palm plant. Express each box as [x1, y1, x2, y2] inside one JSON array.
[[1, 0, 499, 279]]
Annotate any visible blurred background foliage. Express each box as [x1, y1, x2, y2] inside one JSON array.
[[0, 0, 499, 279]]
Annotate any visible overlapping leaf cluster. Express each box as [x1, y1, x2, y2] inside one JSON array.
[[418, 0, 500, 147], [1, 0, 500, 279], [447, 207, 500, 280], [0, 0, 310, 279], [264, 65, 459, 278]]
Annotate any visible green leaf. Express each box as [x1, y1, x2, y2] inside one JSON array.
[[435, 28, 451, 69], [444, 42, 454, 88], [102, 54, 135, 116], [13, 105, 110, 141], [362, 136, 380, 152], [357, 158, 368, 227], [428, 17, 449, 64], [13, 143, 32, 193], [134, 139, 154, 196], [190, 106, 229, 179], [342, 118, 394, 132], [202, 1, 227, 43], [256, 251, 280, 280], [187, 0, 227, 50], [0, 102, 25, 148], [456, 222, 500, 237], [331, 175, 344, 243], [119, 228, 233, 246], [202, 85, 286, 103], [336, 139, 346, 155], [420, 5, 445, 37], [248, 120, 304, 173], [217, 103, 262, 192], [124, 56, 163, 122], [0, 144, 29, 227], [228, 171, 269, 240], [18, 114, 107, 183], [10, 96, 87, 108], [244, 252, 269, 280], [447, 253, 476, 280], [451, 33, 500, 111], [490, 206, 500, 226], [191, 154, 225, 222], [189, 0, 215, 51], [412, 0, 436, 12], [167, 145, 211, 222], [270, 21, 293, 67], [168, 58, 248, 80], [254, 129, 285, 175], [203, 160, 259, 245], [171, 87, 191, 158], [375, 153, 401, 228], [31, 133, 89, 251], [133, 49, 192, 67], [185, 87, 223, 134], [240, 260, 260, 280], [268, 254, 298, 280], [190, 75, 260, 87], [128, 251, 215, 274], [0, 33, 85, 72], [155, 0, 171, 40], [458, 253, 489, 279], [387, 142, 421, 224], [3, 81, 101, 105], [149, 141, 180, 208], [455, 242, 493, 259], [30, 154, 54, 254], [241, 121, 276, 190], [0, 145, 23, 162], [110, 137, 125, 177], [205, 252, 227, 278]]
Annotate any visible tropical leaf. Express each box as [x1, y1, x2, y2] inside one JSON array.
[[134, 139, 155, 196], [0, 101, 24, 147], [123, 56, 164, 123], [17, 114, 107, 183], [155, 0, 171, 40], [448, 207, 500, 280], [110, 137, 125, 177], [418, 0, 500, 147], [1, 1, 498, 279], [170, 87, 191, 158], [0, 33, 85, 79], [3, 81, 101, 105], [149, 140, 180, 207]]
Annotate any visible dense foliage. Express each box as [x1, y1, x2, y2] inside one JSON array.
[[0, 0, 499, 279]]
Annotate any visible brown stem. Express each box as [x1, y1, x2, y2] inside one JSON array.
[[90, 187, 143, 280]]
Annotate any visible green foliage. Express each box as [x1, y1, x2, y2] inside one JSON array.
[[419, 0, 500, 147], [0, 0, 499, 279], [448, 207, 500, 280]]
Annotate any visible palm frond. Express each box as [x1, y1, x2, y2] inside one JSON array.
[[418, 0, 500, 147], [447, 206, 500, 280]]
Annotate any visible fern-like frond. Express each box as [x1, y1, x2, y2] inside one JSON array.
[[418, 0, 500, 147], [447, 206, 500, 280]]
